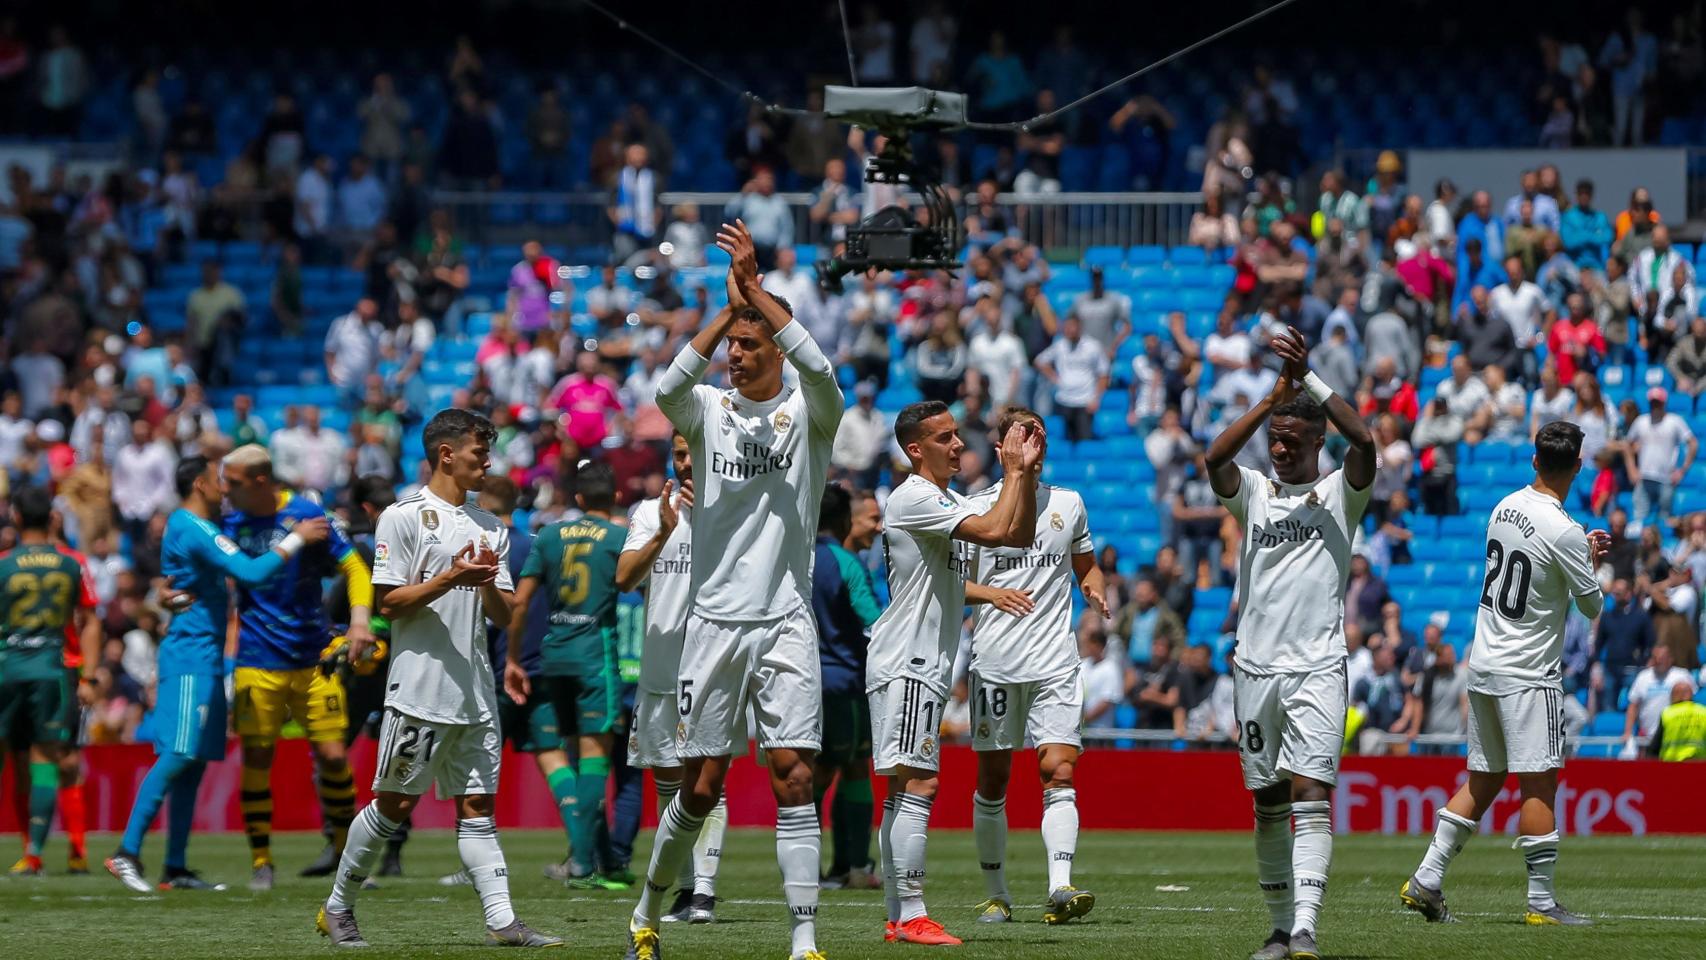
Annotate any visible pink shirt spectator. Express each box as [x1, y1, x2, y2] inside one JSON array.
[[549, 373, 624, 448]]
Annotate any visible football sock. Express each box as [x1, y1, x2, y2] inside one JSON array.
[[58, 783, 87, 859], [1290, 800, 1333, 936], [893, 792, 934, 923], [239, 762, 272, 867], [692, 793, 727, 898], [26, 762, 55, 857], [777, 804, 821, 956], [1253, 802, 1295, 934], [879, 794, 900, 922], [1518, 831, 1560, 911], [1414, 809, 1477, 890], [836, 775, 875, 874], [457, 817, 516, 929], [633, 796, 703, 929], [548, 766, 577, 851], [1042, 787, 1079, 892], [972, 791, 1010, 903], [326, 804, 398, 912], [315, 758, 357, 854], [164, 761, 207, 870], [572, 755, 610, 873], [119, 752, 195, 857], [653, 779, 693, 890]]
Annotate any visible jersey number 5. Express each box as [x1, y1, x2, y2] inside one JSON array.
[[1479, 541, 1533, 620], [559, 542, 593, 605]]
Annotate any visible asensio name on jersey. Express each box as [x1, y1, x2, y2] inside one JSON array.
[[1220, 464, 1371, 674], [1469, 486, 1604, 695], [967, 480, 1093, 684], [655, 320, 842, 622]]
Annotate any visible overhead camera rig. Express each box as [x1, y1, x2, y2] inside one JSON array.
[[813, 85, 967, 293]]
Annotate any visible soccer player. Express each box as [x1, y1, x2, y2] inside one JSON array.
[[317, 408, 559, 948], [869, 400, 1043, 946], [220, 444, 373, 890], [812, 484, 882, 891], [0, 487, 100, 877], [619, 432, 728, 923], [106, 456, 329, 892], [1401, 421, 1609, 926], [505, 461, 628, 889], [624, 220, 842, 960], [966, 406, 1111, 926], [1205, 327, 1375, 960]]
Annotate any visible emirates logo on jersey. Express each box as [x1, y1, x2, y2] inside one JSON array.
[[1251, 519, 1326, 548]]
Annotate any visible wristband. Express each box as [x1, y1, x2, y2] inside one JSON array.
[[1302, 371, 1334, 404], [276, 532, 307, 558]]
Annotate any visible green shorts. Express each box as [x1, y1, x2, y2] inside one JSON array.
[[0, 674, 72, 748], [499, 685, 564, 753], [820, 690, 872, 770], [544, 672, 623, 739]]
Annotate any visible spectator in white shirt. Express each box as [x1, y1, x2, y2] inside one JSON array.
[[1203, 307, 1253, 374], [323, 297, 384, 408], [1127, 333, 1174, 434], [1623, 644, 1696, 742], [1036, 315, 1110, 442], [292, 406, 349, 493], [336, 153, 388, 232], [909, 3, 956, 84], [71, 385, 129, 466], [1624, 387, 1699, 529], [1079, 616, 1128, 725], [0, 391, 33, 467], [1481, 363, 1529, 441], [966, 298, 1028, 410], [1424, 177, 1457, 258], [1630, 225, 1695, 318], [294, 153, 335, 258], [268, 407, 307, 487], [831, 381, 887, 489], [1145, 408, 1199, 546], [10, 340, 66, 420], [112, 418, 177, 549], [851, 3, 895, 83], [1488, 255, 1551, 383], [661, 204, 708, 269], [761, 246, 819, 327], [1072, 266, 1132, 357], [1435, 354, 1492, 425], [1528, 364, 1577, 440]]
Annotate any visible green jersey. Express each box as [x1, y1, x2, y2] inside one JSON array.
[[521, 515, 624, 677], [0, 543, 93, 682]]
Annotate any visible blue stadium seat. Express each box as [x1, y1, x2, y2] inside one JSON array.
[[1127, 245, 1167, 265], [1084, 246, 1125, 269]]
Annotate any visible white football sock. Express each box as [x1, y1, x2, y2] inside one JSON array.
[[1518, 831, 1560, 911], [972, 791, 1009, 903], [326, 804, 398, 912], [893, 792, 934, 923], [1041, 787, 1079, 892], [776, 804, 821, 957], [879, 794, 900, 922], [693, 793, 728, 898], [1290, 800, 1332, 936], [1253, 802, 1294, 934], [1413, 810, 1477, 890], [632, 796, 704, 930], [653, 779, 694, 891], [456, 817, 515, 929]]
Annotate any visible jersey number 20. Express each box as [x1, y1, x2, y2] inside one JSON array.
[[1479, 541, 1533, 619]]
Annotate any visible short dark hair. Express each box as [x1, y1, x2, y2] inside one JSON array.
[[574, 461, 616, 511], [1576, 178, 1594, 194], [350, 474, 397, 511], [175, 455, 210, 499], [894, 400, 951, 446], [819, 483, 852, 537], [480, 475, 519, 514], [996, 405, 1042, 441], [1271, 397, 1327, 430], [421, 408, 496, 460], [11, 485, 53, 531], [1535, 420, 1584, 475]]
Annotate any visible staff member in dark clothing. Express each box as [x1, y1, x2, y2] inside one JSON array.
[[1595, 577, 1655, 713], [811, 485, 884, 890]]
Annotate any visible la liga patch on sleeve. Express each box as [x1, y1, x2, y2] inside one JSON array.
[[374, 542, 390, 569]]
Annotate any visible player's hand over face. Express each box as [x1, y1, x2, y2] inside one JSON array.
[[503, 659, 531, 705], [997, 420, 1029, 472], [990, 588, 1035, 617], [1587, 529, 1613, 567], [1019, 423, 1046, 473], [294, 516, 331, 544]]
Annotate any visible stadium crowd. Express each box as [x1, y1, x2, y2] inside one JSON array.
[[0, 20, 1704, 765]]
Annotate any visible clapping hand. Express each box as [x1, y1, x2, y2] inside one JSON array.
[[716, 219, 760, 286], [448, 542, 500, 587], [1587, 529, 1612, 568]]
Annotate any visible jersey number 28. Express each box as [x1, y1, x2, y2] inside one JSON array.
[[1479, 541, 1533, 620]]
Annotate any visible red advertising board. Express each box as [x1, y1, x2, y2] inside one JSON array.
[[1, 743, 1698, 835]]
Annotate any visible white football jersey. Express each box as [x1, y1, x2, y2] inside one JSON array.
[[371, 486, 513, 725], [1468, 486, 1604, 694], [968, 481, 1094, 684], [868, 474, 979, 695], [1220, 464, 1371, 674], [655, 322, 843, 622], [623, 496, 693, 695]]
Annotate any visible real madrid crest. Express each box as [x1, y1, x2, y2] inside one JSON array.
[[1306, 490, 1321, 509], [920, 736, 936, 758], [1049, 511, 1064, 531], [676, 721, 688, 745], [977, 721, 991, 740], [421, 509, 439, 531], [773, 410, 792, 432], [720, 395, 733, 409]]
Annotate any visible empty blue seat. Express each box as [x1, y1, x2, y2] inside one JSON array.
[[1127, 245, 1167, 265], [1084, 246, 1125, 269]]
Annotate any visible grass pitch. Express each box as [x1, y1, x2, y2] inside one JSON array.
[[4, 829, 1703, 959]]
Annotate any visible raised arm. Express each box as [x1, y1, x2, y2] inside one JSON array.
[[720, 220, 843, 431], [951, 424, 1043, 548], [1274, 324, 1376, 490], [198, 515, 329, 586], [1205, 370, 1291, 499], [617, 483, 682, 592]]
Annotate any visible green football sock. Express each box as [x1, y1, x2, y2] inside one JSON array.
[[573, 756, 610, 873], [836, 776, 875, 872], [546, 766, 577, 848], [27, 762, 56, 857]]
